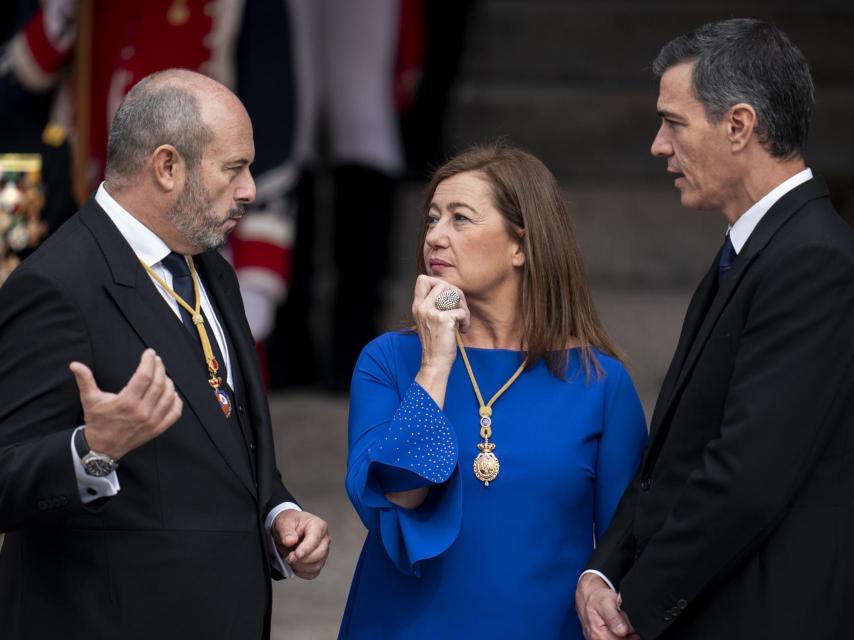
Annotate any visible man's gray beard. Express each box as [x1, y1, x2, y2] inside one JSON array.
[[166, 170, 236, 251]]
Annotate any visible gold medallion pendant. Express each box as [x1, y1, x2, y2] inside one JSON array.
[[454, 331, 527, 489], [207, 356, 232, 419], [472, 412, 499, 486], [473, 443, 500, 486]]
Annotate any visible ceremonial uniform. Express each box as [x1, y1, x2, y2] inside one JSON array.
[[4, 0, 295, 342]]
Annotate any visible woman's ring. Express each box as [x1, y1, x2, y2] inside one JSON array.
[[434, 288, 461, 311]]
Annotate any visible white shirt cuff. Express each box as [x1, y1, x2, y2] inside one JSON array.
[[265, 501, 301, 578], [578, 569, 617, 593], [71, 426, 120, 504]]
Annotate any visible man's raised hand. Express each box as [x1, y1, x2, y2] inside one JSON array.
[[69, 348, 182, 460]]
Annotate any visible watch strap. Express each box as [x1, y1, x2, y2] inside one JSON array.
[[75, 428, 118, 476], [73, 427, 90, 459]]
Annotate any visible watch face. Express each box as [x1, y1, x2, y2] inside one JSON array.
[[83, 455, 115, 477]]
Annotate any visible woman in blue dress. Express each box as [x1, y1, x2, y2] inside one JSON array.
[[339, 145, 647, 639]]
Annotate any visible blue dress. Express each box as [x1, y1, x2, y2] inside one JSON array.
[[339, 331, 647, 639]]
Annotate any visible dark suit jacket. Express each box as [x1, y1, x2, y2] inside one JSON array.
[[588, 177, 854, 639], [0, 200, 295, 639]]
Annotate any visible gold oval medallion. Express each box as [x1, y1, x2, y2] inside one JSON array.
[[473, 442, 500, 486]]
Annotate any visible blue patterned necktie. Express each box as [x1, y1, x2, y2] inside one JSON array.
[[718, 234, 736, 287], [160, 252, 196, 331]]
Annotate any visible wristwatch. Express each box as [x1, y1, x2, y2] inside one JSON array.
[[74, 428, 118, 477]]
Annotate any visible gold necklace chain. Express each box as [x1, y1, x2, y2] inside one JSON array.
[[454, 330, 527, 487], [139, 256, 232, 418]]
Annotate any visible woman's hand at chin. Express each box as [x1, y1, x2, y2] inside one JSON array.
[[412, 274, 470, 408]]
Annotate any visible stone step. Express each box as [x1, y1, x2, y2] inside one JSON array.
[[446, 85, 854, 180], [593, 285, 691, 417], [461, 1, 854, 87], [267, 392, 360, 639], [568, 184, 725, 286]]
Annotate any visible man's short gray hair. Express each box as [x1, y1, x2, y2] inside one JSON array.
[[652, 18, 814, 159], [105, 71, 213, 187]]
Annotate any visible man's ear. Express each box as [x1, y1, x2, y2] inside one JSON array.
[[151, 144, 183, 191], [727, 103, 757, 152]]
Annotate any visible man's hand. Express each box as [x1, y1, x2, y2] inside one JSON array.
[[69, 348, 183, 460], [575, 573, 639, 640], [272, 509, 331, 580]]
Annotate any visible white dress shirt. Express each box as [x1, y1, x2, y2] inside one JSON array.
[[95, 184, 234, 387], [728, 168, 812, 253]]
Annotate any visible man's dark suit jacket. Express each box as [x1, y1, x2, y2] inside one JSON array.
[[0, 200, 295, 639], [588, 177, 854, 639]]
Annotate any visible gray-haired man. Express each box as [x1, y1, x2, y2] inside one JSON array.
[[0, 69, 330, 639], [576, 18, 854, 640]]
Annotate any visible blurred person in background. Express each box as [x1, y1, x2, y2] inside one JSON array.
[[0, 0, 297, 374], [272, 0, 406, 391], [340, 144, 647, 639], [271, 0, 476, 392], [0, 1, 77, 286]]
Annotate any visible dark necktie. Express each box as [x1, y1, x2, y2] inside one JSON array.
[[718, 234, 736, 287], [159, 252, 229, 382]]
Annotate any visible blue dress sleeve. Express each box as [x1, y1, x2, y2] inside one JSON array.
[[345, 336, 463, 576], [594, 363, 648, 539]]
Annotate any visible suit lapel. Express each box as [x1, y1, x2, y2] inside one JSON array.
[[648, 254, 719, 440], [79, 201, 257, 499], [195, 253, 277, 508], [194, 253, 260, 402], [646, 177, 831, 457]]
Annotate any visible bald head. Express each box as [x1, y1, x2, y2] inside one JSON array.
[[105, 69, 241, 190]]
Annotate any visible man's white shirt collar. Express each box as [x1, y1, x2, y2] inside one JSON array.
[[728, 168, 812, 254], [94, 183, 172, 267], [94, 182, 235, 390]]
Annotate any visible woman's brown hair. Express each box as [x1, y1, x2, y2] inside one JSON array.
[[416, 144, 622, 378]]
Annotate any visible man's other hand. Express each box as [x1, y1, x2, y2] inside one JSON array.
[[576, 573, 639, 640], [272, 509, 331, 580], [69, 348, 183, 460]]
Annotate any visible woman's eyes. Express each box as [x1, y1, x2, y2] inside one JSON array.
[[426, 212, 470, 224]]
